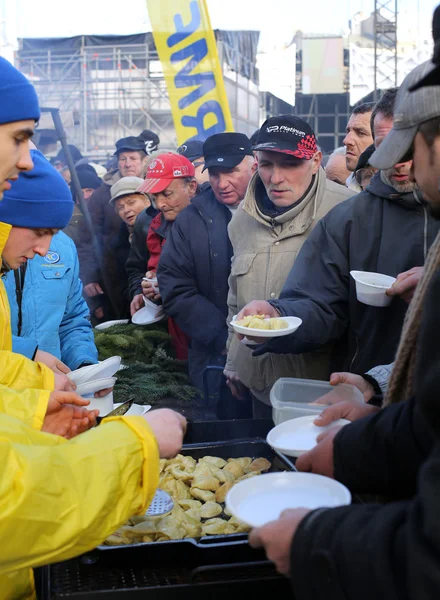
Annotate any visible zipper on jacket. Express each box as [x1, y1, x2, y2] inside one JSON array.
[[413, 191, 428, 259], [14, 263, 26, 337], [349, 337, 360, 372]]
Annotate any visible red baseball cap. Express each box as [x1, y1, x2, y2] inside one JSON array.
[[137, 152, 195, 194]]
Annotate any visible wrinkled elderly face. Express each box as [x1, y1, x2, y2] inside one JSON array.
[[343, 111, 374, 171], [114, 193, 150, 226], [153, 178, 198, 221], [2, 227, 57, 269], [258, 150, 322, 206], [208, 156, 255, 206], [325, 152, 350, 186], [118, 151, 147, 177], [0, 121, 35, 200]]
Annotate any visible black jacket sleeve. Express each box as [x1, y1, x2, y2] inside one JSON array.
[[158, 213, 228, 352], [125, 210, 153, 299], [332, 397, 433, 497], [255, 209, 352, 356], [290, 443, 440, 600]]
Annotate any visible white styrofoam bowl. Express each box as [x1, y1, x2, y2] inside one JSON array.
[[350, 270, 396, 307]]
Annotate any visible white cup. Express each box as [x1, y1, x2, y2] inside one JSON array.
[[350, 270, 397, 307], [143, 276, 159, 293]]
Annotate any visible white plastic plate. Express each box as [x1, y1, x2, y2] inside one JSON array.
[[113, 402, 151, 417], [67, 356, 122, 386], [267, 415, 350, 457], [76, 377, 116, 397], [231, 315, 302, 338], [225, 472, 351, 528], [94, 319, 130, 331]]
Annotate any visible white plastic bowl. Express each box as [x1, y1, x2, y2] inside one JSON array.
[[266, 415, 350, 457], [350, 270, 396, 307], [67, 356, 122, 386], [225, 472, 351, 528], [132, 299, 164, 326], [143, 276, 159, 293]]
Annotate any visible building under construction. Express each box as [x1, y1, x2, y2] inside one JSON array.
[[16, 31, 260, 159]]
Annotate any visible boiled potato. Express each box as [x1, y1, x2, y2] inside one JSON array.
[[178, 499, 202, 510], [201, 456, 227, 469], [200, 501, 222, 519], [223, 461, 244, 478], [190, 488, 216, 502], [215, 480, 234, 503], [245, 458, 271, 473]]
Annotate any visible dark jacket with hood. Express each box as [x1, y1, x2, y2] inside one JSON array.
[[75, 170, 131, 318], [262, 172, 440, 374], [157, 186, 233, 387], [125, 204, 159, 299], [289, 267, 440, 600]]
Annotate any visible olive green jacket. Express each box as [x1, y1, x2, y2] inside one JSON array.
[[226, 167, 353, 404]]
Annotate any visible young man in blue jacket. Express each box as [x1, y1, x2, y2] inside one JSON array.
[[3, 150, 99, 372], [158, 133, 256, 399]]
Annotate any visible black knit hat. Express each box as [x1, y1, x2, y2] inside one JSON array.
[[76, 164, 102, 190]]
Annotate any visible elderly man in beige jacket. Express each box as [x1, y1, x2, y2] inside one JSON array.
[[225, 115, 353, 417]]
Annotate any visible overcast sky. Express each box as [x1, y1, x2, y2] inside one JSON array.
[[7, 0, 438, 49]]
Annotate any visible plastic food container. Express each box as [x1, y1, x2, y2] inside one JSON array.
[[350, 270, 396, 307], [270, 378, 365, 425]]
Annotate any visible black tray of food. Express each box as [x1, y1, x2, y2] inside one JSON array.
[[85, 439, 295, 565], [184, 418, 274, 445]]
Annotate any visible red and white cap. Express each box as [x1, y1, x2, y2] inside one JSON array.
[[137, 152, 195, 194]]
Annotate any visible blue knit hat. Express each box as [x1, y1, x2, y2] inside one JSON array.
[[0, 57, 40, 124], [0, 150, 74, 228]]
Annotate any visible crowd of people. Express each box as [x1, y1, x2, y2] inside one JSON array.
[[0, 4, 439, 599]]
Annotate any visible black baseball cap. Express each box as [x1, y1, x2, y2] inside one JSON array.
[[355, 144, 375, 171], [114, 136, 146, 156], [177, 139, 204, 162], [253, 115, 318, 159], [202, 132, 253, 172]]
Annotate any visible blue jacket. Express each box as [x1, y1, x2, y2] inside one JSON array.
[[158, 187, 233, 385], [4, 231, 98, 370]]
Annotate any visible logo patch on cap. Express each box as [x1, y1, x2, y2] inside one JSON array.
[[148, 158, 165, 174], [177, 145, 187, 154], [173, 165, 190, 177], [44, 251, 60, 264], [217, 157, 224, 162]]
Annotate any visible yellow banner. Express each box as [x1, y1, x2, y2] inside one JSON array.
[[146, 0, 234, 145]]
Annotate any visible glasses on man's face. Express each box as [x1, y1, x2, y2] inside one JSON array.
[[355, 167, 377, 188]]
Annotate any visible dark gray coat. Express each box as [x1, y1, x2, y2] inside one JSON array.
[[263, 173, 440, 374]]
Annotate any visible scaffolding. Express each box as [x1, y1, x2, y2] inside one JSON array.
[[16, 32, 260, 158], [373, 0, 398, 99]]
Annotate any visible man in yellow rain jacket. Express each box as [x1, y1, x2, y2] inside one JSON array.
[[0, 56, 187, 599]]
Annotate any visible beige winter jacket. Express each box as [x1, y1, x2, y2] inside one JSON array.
[[226, 167, 353, 404]]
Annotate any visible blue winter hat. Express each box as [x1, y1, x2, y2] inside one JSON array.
[[0, 150, 74, 228], [0, 57, 40, 124]]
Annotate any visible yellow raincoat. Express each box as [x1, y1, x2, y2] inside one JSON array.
[[0, 222, 54, 420], [0, 412, 159, 599]]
